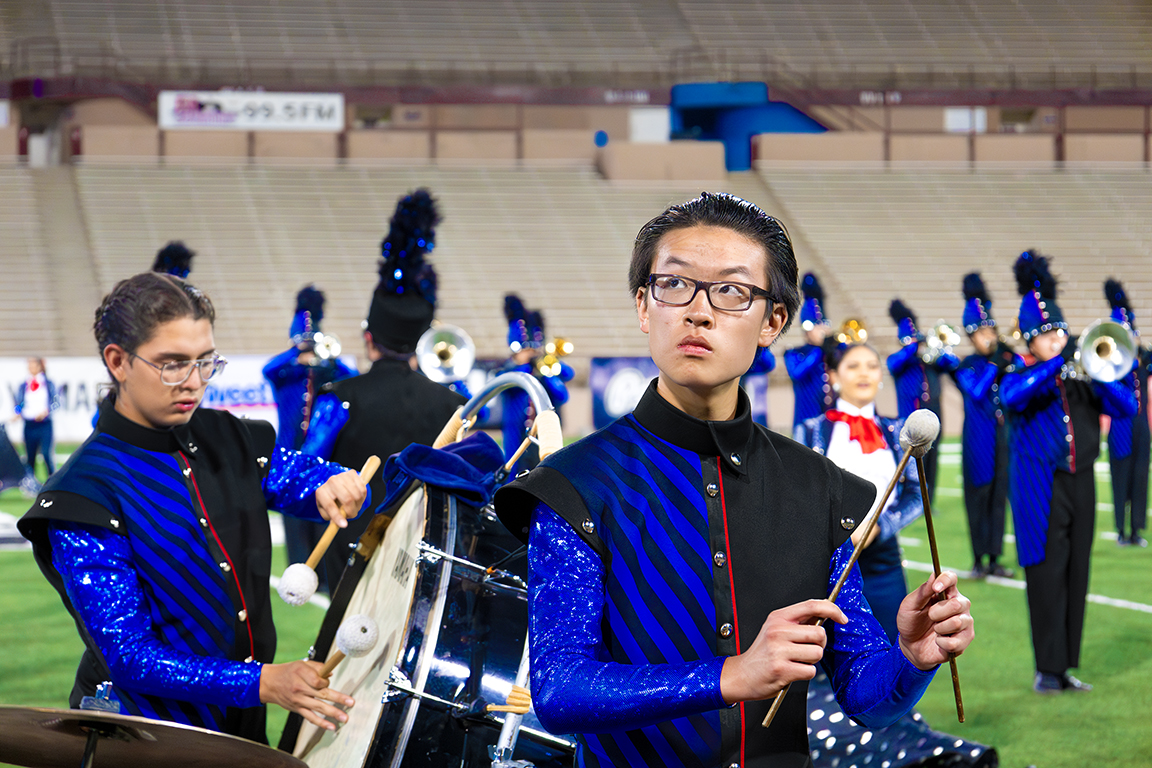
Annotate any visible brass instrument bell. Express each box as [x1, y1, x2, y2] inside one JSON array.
[[1075, 319, 1137, 383], [416, 323, 476, 383], [536, 337, 574, 378], [835, 318, 868, 345], [922, 321, 961, 364]]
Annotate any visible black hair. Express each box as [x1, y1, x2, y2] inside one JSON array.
[[826, 342, 881, 371], [94, 272, 215, 389], [628, 192, 800, 333]]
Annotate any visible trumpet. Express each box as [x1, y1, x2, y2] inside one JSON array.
[[536, 337, 575, 378], [922, 321, 961, 364], [1073, 319, 1137, 383], [835, 318, 868, 345], [416, 322, 476, 383]]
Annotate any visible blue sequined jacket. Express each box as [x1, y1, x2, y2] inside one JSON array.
[[783, 343, 831, 435], [954, 348, 1024, 487], [18, 397, 364, 741], [262, 347, 356, 451], [1107, 347, 1151, 461], [495, 383, 935, 768], [1001, 353, 1138, 567], [886, 342, 959, 421]]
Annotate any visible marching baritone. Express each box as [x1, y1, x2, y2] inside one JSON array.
[[1104, 279, 1150, 547], [1001, 252, 1137, 694], [301, 189, 464, 587], [783, 272, 834, 436], [954, 273, 1023, 578], [19, 272, 369, 740], [886, 299, 959, 502], [495, 192, 974, 768]]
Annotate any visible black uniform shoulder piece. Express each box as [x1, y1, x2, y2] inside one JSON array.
[[495, 437, 609, 559]]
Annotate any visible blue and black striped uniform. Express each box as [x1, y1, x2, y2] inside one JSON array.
[[19, 397, 359, 741], [496, 383, 936, 768]]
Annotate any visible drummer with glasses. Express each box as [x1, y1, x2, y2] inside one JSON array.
[[20, 271, 371, 742]]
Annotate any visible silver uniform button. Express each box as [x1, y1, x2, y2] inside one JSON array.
[[220, 562, 231, 572], [706, 483, 719, 497], [199, 518, 208, 527], [244, 656, 254, 663], [516, 469, 530, 478], [730, 453, 741, 466], [1063, 415, 1071, 423], [714, 551, 726, 568], [1066, 434, 1073, 442], [582, 519, 596, 534], [237, 610, 247, 622], [841, 516, 857, 531], [719, 623, 733, 638]]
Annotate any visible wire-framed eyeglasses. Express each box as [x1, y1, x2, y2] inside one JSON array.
[[647, 274, 776, 312], [131, 353, 228, 386]]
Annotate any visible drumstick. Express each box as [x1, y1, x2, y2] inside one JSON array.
[[762, 409, 940, 729], [915, 454, 965, 723], [277, 456, 381, 606]]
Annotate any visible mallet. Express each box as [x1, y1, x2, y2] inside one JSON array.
[[319, 613, 380, 678], [762, 409, 940, 729], [277, 455, 381, 606]]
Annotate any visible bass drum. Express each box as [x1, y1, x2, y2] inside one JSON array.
[[279, 480, 574, 768]]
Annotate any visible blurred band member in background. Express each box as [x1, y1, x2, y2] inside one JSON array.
[[1002, 251, 1137, 694], [14, 357, 58, 483], [784, 272, 834, 437], [955, 274, 1023, 578]]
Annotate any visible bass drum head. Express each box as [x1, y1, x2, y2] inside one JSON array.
[[293, 485, 428, 766]]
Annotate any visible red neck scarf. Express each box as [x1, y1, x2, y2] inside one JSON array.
[[825, 409, 887, 453]]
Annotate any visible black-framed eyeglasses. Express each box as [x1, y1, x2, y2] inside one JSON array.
[[647, 274, 776, 312], [131, 353, 228, 385]]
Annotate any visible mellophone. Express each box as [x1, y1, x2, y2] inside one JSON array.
[[278, 371, 575, 768]]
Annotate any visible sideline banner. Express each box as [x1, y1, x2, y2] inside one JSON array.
[[0, 355, 359, 444], [158, 91, 345, 132]]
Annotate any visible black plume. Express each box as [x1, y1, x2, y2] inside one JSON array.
[[378, 189, 441, 303], [505, 294, 527, 323], [801, 272, 824, 302], [1104, 278, 1130, 311], [1014, 249, 1058, 298], [152, 241, 195, 278], [295, 285, 325, 322], [962, 272, 989, 302], [888, 298, 917, 325]]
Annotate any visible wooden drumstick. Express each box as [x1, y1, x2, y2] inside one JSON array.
[[305, 455, 381, 570], [278, 455, 382, 606], [915, 454, 965, 723], [762, 409, 941, 729]]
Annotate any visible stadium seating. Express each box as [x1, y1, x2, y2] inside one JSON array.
[[0, 167, 59, 356]]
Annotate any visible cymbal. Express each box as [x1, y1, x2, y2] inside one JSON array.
[[0, 706, 307, 768]]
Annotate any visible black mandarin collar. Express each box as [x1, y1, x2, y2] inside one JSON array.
[[369, 357, 416, 375], [96, 394, 200, 458], [632, 379, 753, 476]]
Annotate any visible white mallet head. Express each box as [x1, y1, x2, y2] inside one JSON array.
[[899, 408, 941, 458], [336, 614, 380, 658], [277, 562, 319, 606]]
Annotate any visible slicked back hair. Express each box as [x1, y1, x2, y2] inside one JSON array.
[[628, 192, 800, 334], [94, 272, 215, 391]]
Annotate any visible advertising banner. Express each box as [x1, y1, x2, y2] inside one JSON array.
[[0, 355, 359, 444], [158, 91, 345, 132]]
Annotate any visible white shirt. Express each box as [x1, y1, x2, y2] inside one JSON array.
[[825, 398, 898, 518], [22, 374, 50, 420]]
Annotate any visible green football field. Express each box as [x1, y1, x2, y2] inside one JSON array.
[[1, 439, 1150, 767]]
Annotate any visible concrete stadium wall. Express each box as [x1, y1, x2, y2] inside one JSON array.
[[252, 131, 339, 163], [1065, 134, 1146, 163], [973, 134, 1054, 165], [756, 132, 884, 163], [597, 140, 726, 181], [163, 131, 249, 164], [435, 130, 518, 161], [346, 129, 431, 162], [522, 129, 598, 163], [79, 125, 160, 162], [889, 134, 968, 163]]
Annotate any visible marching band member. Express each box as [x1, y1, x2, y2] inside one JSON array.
[[1001, 252, 1137, 694], [14, 357, 59, 483], [954, 273, 1023, 578], [741, 345, 775, 428], [495, 193, 973, 768], [886, 299, 958, 502], [796, 342, 993, 767], [499, 296, 573, 474], [263, 286, 356, 593], [1104, 279, 1150, 547], [19, 272, 369, 740], [301, 189, 463, 587], [784, 272, 833, 436]]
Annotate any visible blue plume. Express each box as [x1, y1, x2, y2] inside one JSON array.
[[1014, 249, 1057, 298], [379, 188, 441, 304]]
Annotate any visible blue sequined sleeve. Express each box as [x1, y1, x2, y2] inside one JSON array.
[[886, 342, 920, 376], [262, 445, 371, 521], [528, 503, 727, 735], [784, 345, 821, 379], [822, 540, 936, 726], [48, 522, 262, 708], [954, 359, 997, 402], [1000, 355, 1063, 411], [299, 393, 349, 460], [1096, 377, 1139, 419]]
